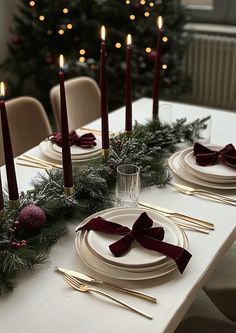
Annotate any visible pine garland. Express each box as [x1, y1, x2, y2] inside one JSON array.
[[0, 118, 202, 296]]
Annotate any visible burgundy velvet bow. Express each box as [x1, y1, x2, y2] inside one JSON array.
[[78, 212, 192, 274], [49, 130, 97, 148], [194, 143, 236, 167]]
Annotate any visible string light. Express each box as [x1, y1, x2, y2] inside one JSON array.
[[125, 0, 130, 3], [145, 47, 152, 53], [67, 24, 73, 29], [79, 49, 86, 55], [130, 14, 135, 20], [79, 57, 85, 62], [162, 64, 167, 69], [115, 42, 122, 48], [29, 1, 35, 6], [144, 12, 150, 17], [140, 0, 146, 4], [47, 30, 52, 35], [63, 8, 69, 14], [39, 15, 45, 21], [58, 29, 64, 35], [162, 36, 168, 42], [149, 2, 154, 6]]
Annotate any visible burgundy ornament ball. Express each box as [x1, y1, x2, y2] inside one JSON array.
[[18, 204, 46, 233]]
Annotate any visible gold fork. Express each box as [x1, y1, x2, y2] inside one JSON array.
[[170, 182, 236, 206], [64, 274, 153, 320]]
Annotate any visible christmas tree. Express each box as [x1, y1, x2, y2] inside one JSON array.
[[0, 0, 190, 114]]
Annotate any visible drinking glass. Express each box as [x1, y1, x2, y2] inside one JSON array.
[[192, 115, 212, 144], [116, 164, 141, 207], [159, 103, 173, 124]]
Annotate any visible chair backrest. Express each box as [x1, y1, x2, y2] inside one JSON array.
[[50, 76, 101, 131], [0, 96, 52, 165]]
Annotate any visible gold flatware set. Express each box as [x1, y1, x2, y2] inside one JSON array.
[[138, 201, 214, 233], [170, 182, 236, 206], [55, 267, 154, 319], [16, 154, 62, 170], [55, 267, 156, 302]]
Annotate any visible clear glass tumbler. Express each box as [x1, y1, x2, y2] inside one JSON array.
[[159, 103, 173, 125], [192, 115, 212, 144], [116, 164, 141, 207]]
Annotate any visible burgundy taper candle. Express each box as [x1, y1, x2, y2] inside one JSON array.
[[100, 26, 109, 150], [125, 34, 132, 133], [0, 170, 4, 211], [0, 82, 19, 202], [152, 16, 163, 119], [59, 55, 73, 189]]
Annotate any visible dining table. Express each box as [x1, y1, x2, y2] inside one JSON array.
[[1, 97, 236, 333]]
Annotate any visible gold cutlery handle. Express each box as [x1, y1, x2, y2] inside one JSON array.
[[25, 155, 62, 169], [138, 201, 214, 230], [177, 222, 209, 234], [196, 190, 236, 206], [173, 212, 214, 230], [16, 161, 51, 170], [89, 287, 153, 319], [98, 280, 157, 303]]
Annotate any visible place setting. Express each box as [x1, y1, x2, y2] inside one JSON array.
[[168, 142, 236, 191], [38, 129, 102, 163], [65, 164, 197, 284]]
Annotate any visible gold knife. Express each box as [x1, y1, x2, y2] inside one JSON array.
[[54, 267, 157, 303], [138, 201, 214, 230]]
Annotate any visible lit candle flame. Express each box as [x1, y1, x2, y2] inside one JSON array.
[[127, 34, 132, 46], [157, 16, 163, 30], [101, 26, 106, 41], [0, 82, 5, 97], [59, 54, 64, 69]]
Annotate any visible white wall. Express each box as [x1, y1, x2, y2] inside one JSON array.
[[0, 0, 19, 63]]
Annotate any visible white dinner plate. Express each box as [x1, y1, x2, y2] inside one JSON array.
[[86, 208, 182, 268], [178, 148, 236, 184], [184, 145, 236, 179], [52, 131, 102, 156], [75, 231, 179, 280], [39, 140, 102, 162], [168, 151, 236, 190], [74, 207, 189, 280]]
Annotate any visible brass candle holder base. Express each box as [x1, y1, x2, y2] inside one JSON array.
[[64, 186, 75, 196], [9, 199, 20, 210], [125, 131, 132, 137], [102, 149, 109, 157]]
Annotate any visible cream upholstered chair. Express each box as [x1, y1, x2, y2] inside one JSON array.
[[203, 241, 236, 322], [175, 289, 236, 333], [0, 96, 52, 166], [49, 76, 101, 131]]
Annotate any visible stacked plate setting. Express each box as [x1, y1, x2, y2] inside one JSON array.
[[39, 131, 102, 162], [168, 145, 236, 189], [75, 207, 189, 280]]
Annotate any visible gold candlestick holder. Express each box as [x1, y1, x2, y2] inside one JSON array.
[[64, 186, 75, 196], [102, 148, 109, 158], [125, 131, 132, 137], [9, 199, 20, 210]]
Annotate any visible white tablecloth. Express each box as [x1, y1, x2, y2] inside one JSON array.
[[0, 98, 236, 333]]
